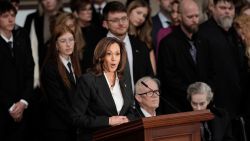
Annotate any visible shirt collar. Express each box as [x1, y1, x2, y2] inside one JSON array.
[[0, 33, 13, 43], [59, 55, 72, 68], [140, 107, 156, 117], [107, 31, 129, 42], [158, 12, 171, 26], [94, 2, 107, 10]]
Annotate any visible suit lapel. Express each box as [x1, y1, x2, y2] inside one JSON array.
[[0, 36, 15, 61], [119, 80, 131, 115], [96, 75, 118, 115]]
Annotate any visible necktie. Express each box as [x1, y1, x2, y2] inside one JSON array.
[[189, 41, 197, 63], [8, 41, 14, 57], [67, 62, 75, 83]]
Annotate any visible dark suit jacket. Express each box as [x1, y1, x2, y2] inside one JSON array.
[[73, 72, 135, 141], [198, 18, 247, 118], [152, 14, 163, 49], [157, 26, 212, 113], [0, 28, 34, 140], [41, 59, 77, 140], [129, 35, 154, 83]]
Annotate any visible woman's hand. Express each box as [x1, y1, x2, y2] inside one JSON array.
[[109, 116, 129, 126]]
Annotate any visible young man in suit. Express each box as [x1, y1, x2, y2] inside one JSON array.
[[0, 1, 34, 141], [103, 1, 153, 92], [134, 76, 160, 118], [157, 0, 211, 113]]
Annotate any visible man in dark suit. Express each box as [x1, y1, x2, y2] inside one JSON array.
[[103, 1, 153, 92], [157, 0, 212, 113], [0, 1, 34, 141], [187, 82, 234, 141], [198, 0, 248, 139], [198, 0, 246, 120], [134, 76, 160, 118], [152, 0, 173, 49]]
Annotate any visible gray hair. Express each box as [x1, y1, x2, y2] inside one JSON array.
[[187, 82, 213, 102], [135, 76, 160, 94]]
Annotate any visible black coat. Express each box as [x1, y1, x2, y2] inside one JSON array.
[[157, 26, 212, 113], [198, 18, 247, 118], [24, 11, 47, 69], [208, 107, 234, 141], [72, 73, 135, 141], [0, 28, 34, 141], [152, 14, 163, 49], [41, 60, 77, 141]]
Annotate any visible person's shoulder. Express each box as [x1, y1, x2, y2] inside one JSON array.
[[210, 107, 228, 118], [26, 10, 39, 19], [80, 72, 96, 81]]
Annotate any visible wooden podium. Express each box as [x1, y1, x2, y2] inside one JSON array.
[[93, 110, 214, 141]]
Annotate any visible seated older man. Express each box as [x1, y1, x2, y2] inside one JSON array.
[[134, 76, 160, 118]]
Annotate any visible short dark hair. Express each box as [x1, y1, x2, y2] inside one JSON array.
[[103, 1, 127, 20], [70, 0, 91, 13], [91, 37, 127, 79], [0, 1, 17, 15], [10, 0, 20, 4], [213, 0, 236, 5]]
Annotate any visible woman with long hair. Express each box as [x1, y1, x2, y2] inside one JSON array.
[[127, 0, 157, 75], [41, 25, 81, 141]]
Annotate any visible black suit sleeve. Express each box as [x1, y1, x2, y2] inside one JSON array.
[[17, 29, 34, 103], [157, 38, 187, 95], [72, 76, 109, 128]]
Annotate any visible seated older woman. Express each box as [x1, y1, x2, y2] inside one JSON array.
[[187, 82, 234, 141], [134, 76, 160, 118]]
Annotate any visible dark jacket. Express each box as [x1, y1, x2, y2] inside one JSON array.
[[0, 28, 34, 140], [157, 26, 212, 113], [73, 73, 135, 141], [41, 59, 77, 140], [198, 18, 247, 118]]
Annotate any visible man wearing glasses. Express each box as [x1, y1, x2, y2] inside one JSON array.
[[134, 76, 160, 118], [103, 1, 153, 93]]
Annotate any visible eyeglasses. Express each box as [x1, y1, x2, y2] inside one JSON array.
[[57, 38, 75, 44], [106, 16, 128, 24], [137, 90, 160, 97]]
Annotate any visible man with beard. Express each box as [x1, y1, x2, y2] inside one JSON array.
[[198, 0, 248, 140], [157, 0, 212, 113]]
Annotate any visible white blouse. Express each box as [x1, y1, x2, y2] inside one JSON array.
[[104, 72, 124, 114]]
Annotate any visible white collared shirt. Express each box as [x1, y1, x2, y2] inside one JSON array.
[[104, 72, 124, 114], [106, 32, 134, 91], [94, 2, 107, 15], [0, 33, 13, 47], [158, 12, 171, 28], [59, 55, 76, 79], [140, 107, 156, 117]]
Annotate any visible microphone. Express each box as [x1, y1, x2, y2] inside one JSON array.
[[141, 81, 180, 113]]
